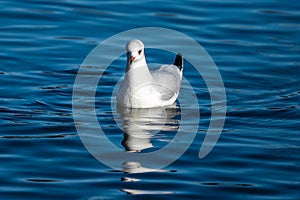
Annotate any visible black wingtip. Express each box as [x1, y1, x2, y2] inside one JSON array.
[[173, 53, 183, 71]]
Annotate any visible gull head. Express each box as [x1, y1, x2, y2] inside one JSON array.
[[126, 39, 145, 64]]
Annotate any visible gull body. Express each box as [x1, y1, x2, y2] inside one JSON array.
[[117, 39, 183, 108]]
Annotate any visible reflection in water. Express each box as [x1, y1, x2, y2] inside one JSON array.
[[121, 162, 172, 174], [117, 106, 180, 194], [118, 105, 179, 152], [121, 188, 174, 195], [116, 105, 180, 173]]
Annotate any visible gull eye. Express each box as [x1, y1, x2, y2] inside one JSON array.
[[138, 50, 142, 55]]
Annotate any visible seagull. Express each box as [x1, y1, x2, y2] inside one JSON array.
[[117, 39, 183, 108]]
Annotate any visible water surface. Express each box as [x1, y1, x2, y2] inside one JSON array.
[[1, 0, 300, 199]]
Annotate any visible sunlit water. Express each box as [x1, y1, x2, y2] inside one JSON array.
[[1, 0, 300, 199]]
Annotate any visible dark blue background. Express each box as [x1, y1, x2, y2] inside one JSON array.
[[1, 0, 299, 199]]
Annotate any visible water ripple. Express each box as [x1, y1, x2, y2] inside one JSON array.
[[1, 0, 300, 199]]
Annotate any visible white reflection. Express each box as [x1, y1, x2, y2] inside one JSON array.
[[122, 161, 171, 174], [116, 105, 180, 173]]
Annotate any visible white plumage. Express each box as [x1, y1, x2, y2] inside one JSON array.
[[117, 39, 183, 108]]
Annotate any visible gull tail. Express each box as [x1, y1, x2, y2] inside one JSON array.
[[173, 53, 183, 71]]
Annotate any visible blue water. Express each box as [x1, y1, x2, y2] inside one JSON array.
[[1, 0, 300, 199]]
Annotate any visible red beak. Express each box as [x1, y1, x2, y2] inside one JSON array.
[[130, 56, 135, 62]]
